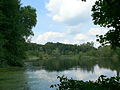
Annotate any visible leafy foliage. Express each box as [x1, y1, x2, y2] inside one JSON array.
[[92, 0, 120, 48], [27, 42, 95, 57], [51, 75, 120, 90], [0, 0, 37, 67]]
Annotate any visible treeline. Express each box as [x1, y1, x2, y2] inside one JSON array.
[[0, 0, 37, 67], [26, 42, 96, 58], [28, 42, 120, 72], [27, 42, 120, 61]]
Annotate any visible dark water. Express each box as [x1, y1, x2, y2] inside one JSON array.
[[0, 57, 119, 90]]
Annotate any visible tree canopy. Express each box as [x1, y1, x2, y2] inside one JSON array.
[[0, 0, 37, 66], [27, 42, 95, 56], [91, 0, 120, 48]]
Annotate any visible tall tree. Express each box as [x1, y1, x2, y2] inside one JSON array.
[[0, 0, 37, 66], [91, 0, 120, 48]]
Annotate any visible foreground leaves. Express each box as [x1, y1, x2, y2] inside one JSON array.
[[51, 75, 120, 90]]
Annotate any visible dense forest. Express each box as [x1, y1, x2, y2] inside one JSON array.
[[26, 42, 120, 64], [26, 42, 95, 58], [0, 0, 37, 67]]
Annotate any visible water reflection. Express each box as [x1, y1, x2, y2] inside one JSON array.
[[30, 57, 120, 74], [0, 57, 119, 90], [25, 65, 116, 90], [30, 58, 96, 72], [24, 57, 120, 89]]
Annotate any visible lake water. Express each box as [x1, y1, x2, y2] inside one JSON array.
[[0, 58, 119, 90]]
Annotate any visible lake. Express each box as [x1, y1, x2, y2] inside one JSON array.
[[0, 57, 119, 90]]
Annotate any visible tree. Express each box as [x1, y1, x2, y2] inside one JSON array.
[[91, 0, 120, 48], [52, 48, 60, 57], [0, 0, 37, 66], [20, 6, 37, 40]]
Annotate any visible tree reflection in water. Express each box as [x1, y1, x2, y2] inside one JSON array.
[[29, 56, 120, 77]]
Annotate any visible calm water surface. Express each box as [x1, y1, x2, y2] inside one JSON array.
[[0, 58, 119, 90], [25, 65, 116, 90]]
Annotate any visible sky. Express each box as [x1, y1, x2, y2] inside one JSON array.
[[21, 0, 108, 47]]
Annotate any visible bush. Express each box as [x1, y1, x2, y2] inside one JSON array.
[[51, 75, 120, 90]]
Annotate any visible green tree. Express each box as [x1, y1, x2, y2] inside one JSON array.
[[52, 48, 60, 57], [91, 0, 120, 48], [0, 0, 37, 66]]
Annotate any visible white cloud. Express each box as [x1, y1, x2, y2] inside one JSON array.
[[74, 34, 88, 41], [61, 39, 80, 45], [87, 28, 108, 36], [66, 24, 81, 35], [33, 27, 108, 47], [35, 32, 65, 44], [33, 31, 88, 45], [46, 0, 96, 25]]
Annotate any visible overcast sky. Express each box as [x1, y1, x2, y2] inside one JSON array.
[[21, 0, 108, 47]]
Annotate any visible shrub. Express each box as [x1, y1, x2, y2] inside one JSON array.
[[51, 75, 120, 90]]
